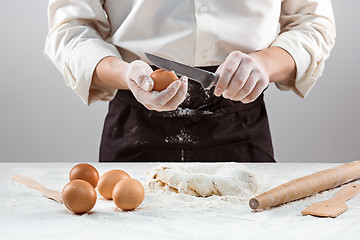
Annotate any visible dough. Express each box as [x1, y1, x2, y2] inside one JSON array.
[[146, 163, 258, 197]]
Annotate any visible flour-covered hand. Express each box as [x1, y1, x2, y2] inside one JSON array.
[[214, 51, 269, 103], [127, 60, 188, 112]]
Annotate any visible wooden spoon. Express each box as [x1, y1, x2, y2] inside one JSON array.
[[12, 175, 63, 204], [302, 183, 360, 218]]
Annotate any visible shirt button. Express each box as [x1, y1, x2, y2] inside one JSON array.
[[199, 5, 209, 13], [201, 50, 208, 58]]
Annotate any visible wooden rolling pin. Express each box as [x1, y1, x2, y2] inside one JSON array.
[[249, 160, 360, 210]]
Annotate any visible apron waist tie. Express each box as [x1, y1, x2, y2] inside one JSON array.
[[116, 89, 264, 123]]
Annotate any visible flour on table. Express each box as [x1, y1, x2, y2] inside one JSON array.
[[146, 163, 258, 198]]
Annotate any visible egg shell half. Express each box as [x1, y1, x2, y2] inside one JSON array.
[[97, 170, 130, 199]]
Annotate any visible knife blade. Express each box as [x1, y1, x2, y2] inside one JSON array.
[[145, 52, 219, 90]]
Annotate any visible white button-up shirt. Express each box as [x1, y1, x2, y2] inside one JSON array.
[[44, 0, 336, 105]]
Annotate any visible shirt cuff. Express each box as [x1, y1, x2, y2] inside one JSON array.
[[271, 32, 324, 98], [63, 39, 121, 105]]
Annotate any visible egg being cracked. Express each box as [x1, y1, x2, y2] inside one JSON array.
[[150, 69, 179, 92]]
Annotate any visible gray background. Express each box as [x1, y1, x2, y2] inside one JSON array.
[[0, 1, 359, 163]]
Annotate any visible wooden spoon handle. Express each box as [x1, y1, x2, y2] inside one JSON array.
[[12, 175, 48, 193], [334, 184, 360, 202]]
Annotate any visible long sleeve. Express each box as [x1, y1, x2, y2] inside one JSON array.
[[44, 0, 121, 105], [271, 0, 336, 97]]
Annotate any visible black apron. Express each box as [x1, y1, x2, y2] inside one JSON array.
[[99, 66, 275, 162]]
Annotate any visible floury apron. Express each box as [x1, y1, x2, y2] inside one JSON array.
[[99, 66, 275, 162]]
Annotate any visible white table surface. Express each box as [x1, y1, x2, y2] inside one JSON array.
[[1, 162, 360, 240]]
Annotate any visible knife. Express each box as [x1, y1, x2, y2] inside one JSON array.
[[145, 52, 219, 90]]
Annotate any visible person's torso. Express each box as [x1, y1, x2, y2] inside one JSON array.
[[102, 0, 281, 65]]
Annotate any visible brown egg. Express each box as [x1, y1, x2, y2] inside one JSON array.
[[62, 180, 97, 214], [97, 170, 130, 199], [69, 163, 99, 188], [150, 69, 179, 92], [112, 178, 145, 211]]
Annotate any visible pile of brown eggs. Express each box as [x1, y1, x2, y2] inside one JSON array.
[[62, 163, 145, 214]]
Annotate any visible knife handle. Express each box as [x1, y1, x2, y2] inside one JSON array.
[[205, 74, 219, 90]]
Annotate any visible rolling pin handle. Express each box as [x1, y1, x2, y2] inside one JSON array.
[[249, 198, 259, 210]]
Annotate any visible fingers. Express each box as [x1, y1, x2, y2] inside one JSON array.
[[127, 60, 189, 111], [233, 70, 259, 100], [137, 75, 154, 91], [216, 51, 269, 103], [241, 76, 269, 103], [153, 80, 182, 106], [150, 76, 188, 111], [222, 60, 252, 99], [128, 60, 154, 91], [129, 77, 186, 111], [214, 51, 242, 97], [127, 78, 150, 104], [161, 76, 188, 111]]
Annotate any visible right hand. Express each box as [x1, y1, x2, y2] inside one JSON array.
[[126, 60, 188, 112]]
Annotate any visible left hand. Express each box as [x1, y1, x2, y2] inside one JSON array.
[[214, 50, 269, 103], [126, 60, 188, 112]]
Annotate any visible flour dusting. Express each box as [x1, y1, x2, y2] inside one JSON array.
[[161, 107, 213, 118], [3, 163, 358, 240], [165, 128, 195, 143]]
